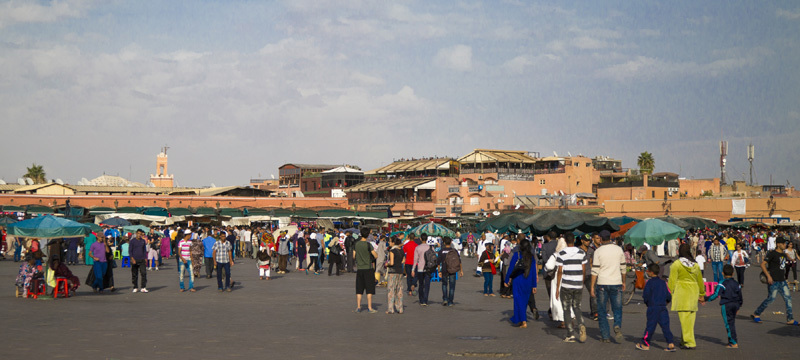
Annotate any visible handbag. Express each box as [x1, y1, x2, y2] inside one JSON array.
[[509, 258, 527, 279], [634, 270, 646, 290], [489, 261, 497, 275]]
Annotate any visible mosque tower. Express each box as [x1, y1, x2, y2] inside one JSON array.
[[150, 146, 174, 187]]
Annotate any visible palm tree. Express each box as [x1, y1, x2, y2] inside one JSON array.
[[637, 152, 655, 175], [24, 163, 47, 184]]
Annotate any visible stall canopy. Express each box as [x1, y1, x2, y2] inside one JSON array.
[[523, 210, 619, 235], [624, 219, 686, 247], [7, 215, 91, 239]]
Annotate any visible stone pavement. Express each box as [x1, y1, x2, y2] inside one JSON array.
[[1, 256, 798, 359]]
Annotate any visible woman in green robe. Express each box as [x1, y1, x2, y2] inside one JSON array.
[[83, 233, 96, 266], [668, 243, 705, 349]]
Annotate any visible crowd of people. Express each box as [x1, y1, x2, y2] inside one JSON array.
[[4, 222, 800, 350]]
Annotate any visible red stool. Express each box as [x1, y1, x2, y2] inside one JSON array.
[[27, 278, 46, 299], [704, 281, 718, 297], [54, 277, 70, 298]]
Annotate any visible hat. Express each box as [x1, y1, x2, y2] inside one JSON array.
[[599, 230, 611, 241], [776, 237, 787, 244], [184, 230, 192, 234]]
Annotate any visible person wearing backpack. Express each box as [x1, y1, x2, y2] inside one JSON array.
[[411, 233, 434, 306], [438, 237, 464, 306]]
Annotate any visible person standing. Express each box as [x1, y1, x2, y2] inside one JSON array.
[[213, 234, 234, 291], [203, 232, 216, 279], [708, 237, 728, 284], [129, 229, 149, 293], [277, 231, 290, 274], [84, 232, 96, 266], [354, 228, 378, 313], [555, 234, 587, 343], [402, 233, 419, 296], [344, 230, 356, 273], [580, 235, 598, 320], [731, 243, 749, 287], [89, 235, 108, 293], [327, 233, 343, 276], [386, 236, 405, 314], [668, 243, 706, 350], [785, 241, 798, 291], [706, 264, 743, 349], [177, 230, 195, 292], [590, 230, 626, 343], [412, 234, 433, 306], [479, 243, 497, 296], [438, 237, 463, 306], [505, 238, 537, 328], [751, 237, 796, 325]]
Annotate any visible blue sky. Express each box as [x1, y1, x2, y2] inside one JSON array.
[[1, 0, 798, 188]]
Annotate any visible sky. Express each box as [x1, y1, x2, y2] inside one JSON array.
[[1, 0, 798, 188]]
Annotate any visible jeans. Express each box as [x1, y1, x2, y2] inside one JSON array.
[[596, 284, 623, 340], [755, 281, 793, 322], [92, 261, 107, 291], [179, 260, 194, 289], [204, 257, 214, 278], [584, 276, 598, 315], [131, 258, 147, 289], [416, 271, 431, 304], [66, 249, 78, 264], [217, 262, 231, 289], [14, 245, 22, 262], [711, 261, 724, 283], [441, 273, 457, 304], [561, 288, 584, 337], [405, 264, 418, 292], [483, 272, 494, 294]]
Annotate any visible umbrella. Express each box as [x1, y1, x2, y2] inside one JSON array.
[[476, 212, 530, 233], [609, 216, 641, 226], [623, 219, 687, 248], [408, 222, 456, 238], [0, 216, 18, 226], [121, 225, 164, 237], [81, 222, 103, 233], [272, 225, 299, 239], [7, 215, 92, 239], [342, 227, 361, 235], [522, 209, 619, 235], [611, 220, 639, 238], [655, 216, 691, 229], [100, 217, 132, 227], [678, 216, 719, 230]]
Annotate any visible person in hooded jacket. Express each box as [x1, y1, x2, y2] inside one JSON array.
[[668, 243, 706, 350]]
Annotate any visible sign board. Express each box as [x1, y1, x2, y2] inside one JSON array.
[[435, 207, 447, 214], [731, 199, 746, 215]]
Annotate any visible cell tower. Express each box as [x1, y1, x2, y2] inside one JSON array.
[[748, 144, 755, 185], [719, 140, 728, 185]]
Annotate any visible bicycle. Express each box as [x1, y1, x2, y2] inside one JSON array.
[[623, 264, 647, 305]]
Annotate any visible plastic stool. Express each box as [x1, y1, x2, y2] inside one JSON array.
[[704, 281, 718, 297], [121, 256, 131, 268], [114, 250, 122, 260], [54, 277, 69, 298], [430, 270, 440, 282], [27, 278, 46, 299]]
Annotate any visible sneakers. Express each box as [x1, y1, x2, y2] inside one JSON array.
[[140, 288, 148, 293], [614, 326, 624, 342], [563, 336, 576, 343], [442, 302, 448, 306], [132, 288, 138, 293], [579, 324, 587, 342]]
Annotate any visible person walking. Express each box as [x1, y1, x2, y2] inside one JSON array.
[[203, 232, 216, 279], [277, 231, 290, 273], [751, 237, 797, 325], [412, 234, 434, 306], [354, 228, 378, 313], [129, 229, 149, 293], [402, 233, 419, 296], [706, 264, 743, 349], [580, 235, 598, 320], [386, 236, 405, 314], [785, 241, 798, 291], [635, 264, 676, 352], [213, 234, 234, 291], [731, 243, 749, 287], [708, 237, 728, 284], [505, 238, 537, 328], [327, 233, 343, 276], [88, 235, 108, 293], [177, 230, 195, 292], [668, 243, 706, 350], [590, 230, 626, 343], [438, 237, 463, 306], [555, 234, 587, 343]]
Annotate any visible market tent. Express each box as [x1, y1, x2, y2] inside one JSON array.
[[272, 225, 299, 239], [623, 219, 686, 248], [609, 216, 641, 226], [0, 216, 18, 226], [476, 212, 530, 233], [141, 207, 169, 216], [611, 220, 639, 238], [121, 225, 164, 237], [218, 208, 243, 217], [523, 209, 619, 235], [678, 216, 719, 229], [655, 216, 691, 229], [26, 205, 54, 214], [100, 217, 132, 227], [81, 222, 103, 233], [409, 222, 456, 237], [7, 215, 91, 239]]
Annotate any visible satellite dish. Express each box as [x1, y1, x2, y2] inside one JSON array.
[[17, 178, 25, 185], [55, 178, 64, 185], [0, 179, 5, 185], [567, 151, 572, 157], [492, 211, 501, 216], [271, 174, 275, 180], [25, 177, 34, 185], [210, 183, 217, 188]]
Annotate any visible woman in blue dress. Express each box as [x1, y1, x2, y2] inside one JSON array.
[[505, 239, 538, 328]]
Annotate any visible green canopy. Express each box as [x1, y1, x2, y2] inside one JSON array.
[[218, 208, 243, 217], [609, 216, 641, 226], [88, 206, 116, 215], [26, 205, 54, 214], [624, 219, 686, 247], [141, 207, 168, 216], [82, 222, 103, 233], [679, 217, 719, 230], [167, 207, 193, 216], [7, 215, 91, 239], [121, 225, 164, 237], [655, 216, 691, 229], [116, 207, 142, 214], [0, 216, 18, 226], [523, 209, 620, 235], [1, 205, 25, 212], [476, 212, 530, 233], [194, 207, 217, 215]]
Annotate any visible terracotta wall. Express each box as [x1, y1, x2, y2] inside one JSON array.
[[679, 178, 720, 197], [0, 194, 348, 210], [604, 197, 800, 222]]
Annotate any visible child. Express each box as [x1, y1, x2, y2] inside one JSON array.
[[695, 252, 706, 281], [705, 264, 743, 349], [15, 255, 39, 298], [636, 264, 676, 351], [256, 244, 271, 280]]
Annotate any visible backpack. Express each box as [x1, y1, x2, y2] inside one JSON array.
[[444, 250, 461, 274], [423, 248, 438, 272]]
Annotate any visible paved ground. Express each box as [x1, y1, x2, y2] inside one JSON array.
[[1, 256, 798, 359]]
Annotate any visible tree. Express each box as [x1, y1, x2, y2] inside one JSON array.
[[637, 151, 655, 175], [24, 163, 46, 184]]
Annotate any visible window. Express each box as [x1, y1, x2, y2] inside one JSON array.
[[652, 190, 655, 198], [471, 197, 480, 205], [539, 179, 546, 185]]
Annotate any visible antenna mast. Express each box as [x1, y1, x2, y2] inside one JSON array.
[[747, 144, 755, 186], [719, 140, 728, 185]]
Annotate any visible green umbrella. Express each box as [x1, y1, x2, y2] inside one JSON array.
[[408, 222, 456, 237], [82, 222, 103, 233], [121, 225, 164, 237], [624, 219, 686, 247]]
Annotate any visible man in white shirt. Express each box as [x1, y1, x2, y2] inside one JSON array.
[[590, 230, 626, 343]]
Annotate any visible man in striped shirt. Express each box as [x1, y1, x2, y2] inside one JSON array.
[[556, 233, 587, 343], [177, 230, 195, 292]]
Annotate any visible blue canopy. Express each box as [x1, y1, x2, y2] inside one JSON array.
[[7, 215, 91, 239]]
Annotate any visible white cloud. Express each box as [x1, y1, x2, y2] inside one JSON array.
[[350, 71, 385, 86], [433, 44, 472, 72], [776, 9, 800, 20], [0, 0, 91, 28], [595, 50, 764, 81], [639, 29, 661, 37], [572, 36, 609, 50], [501, 54, 560, 74]]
